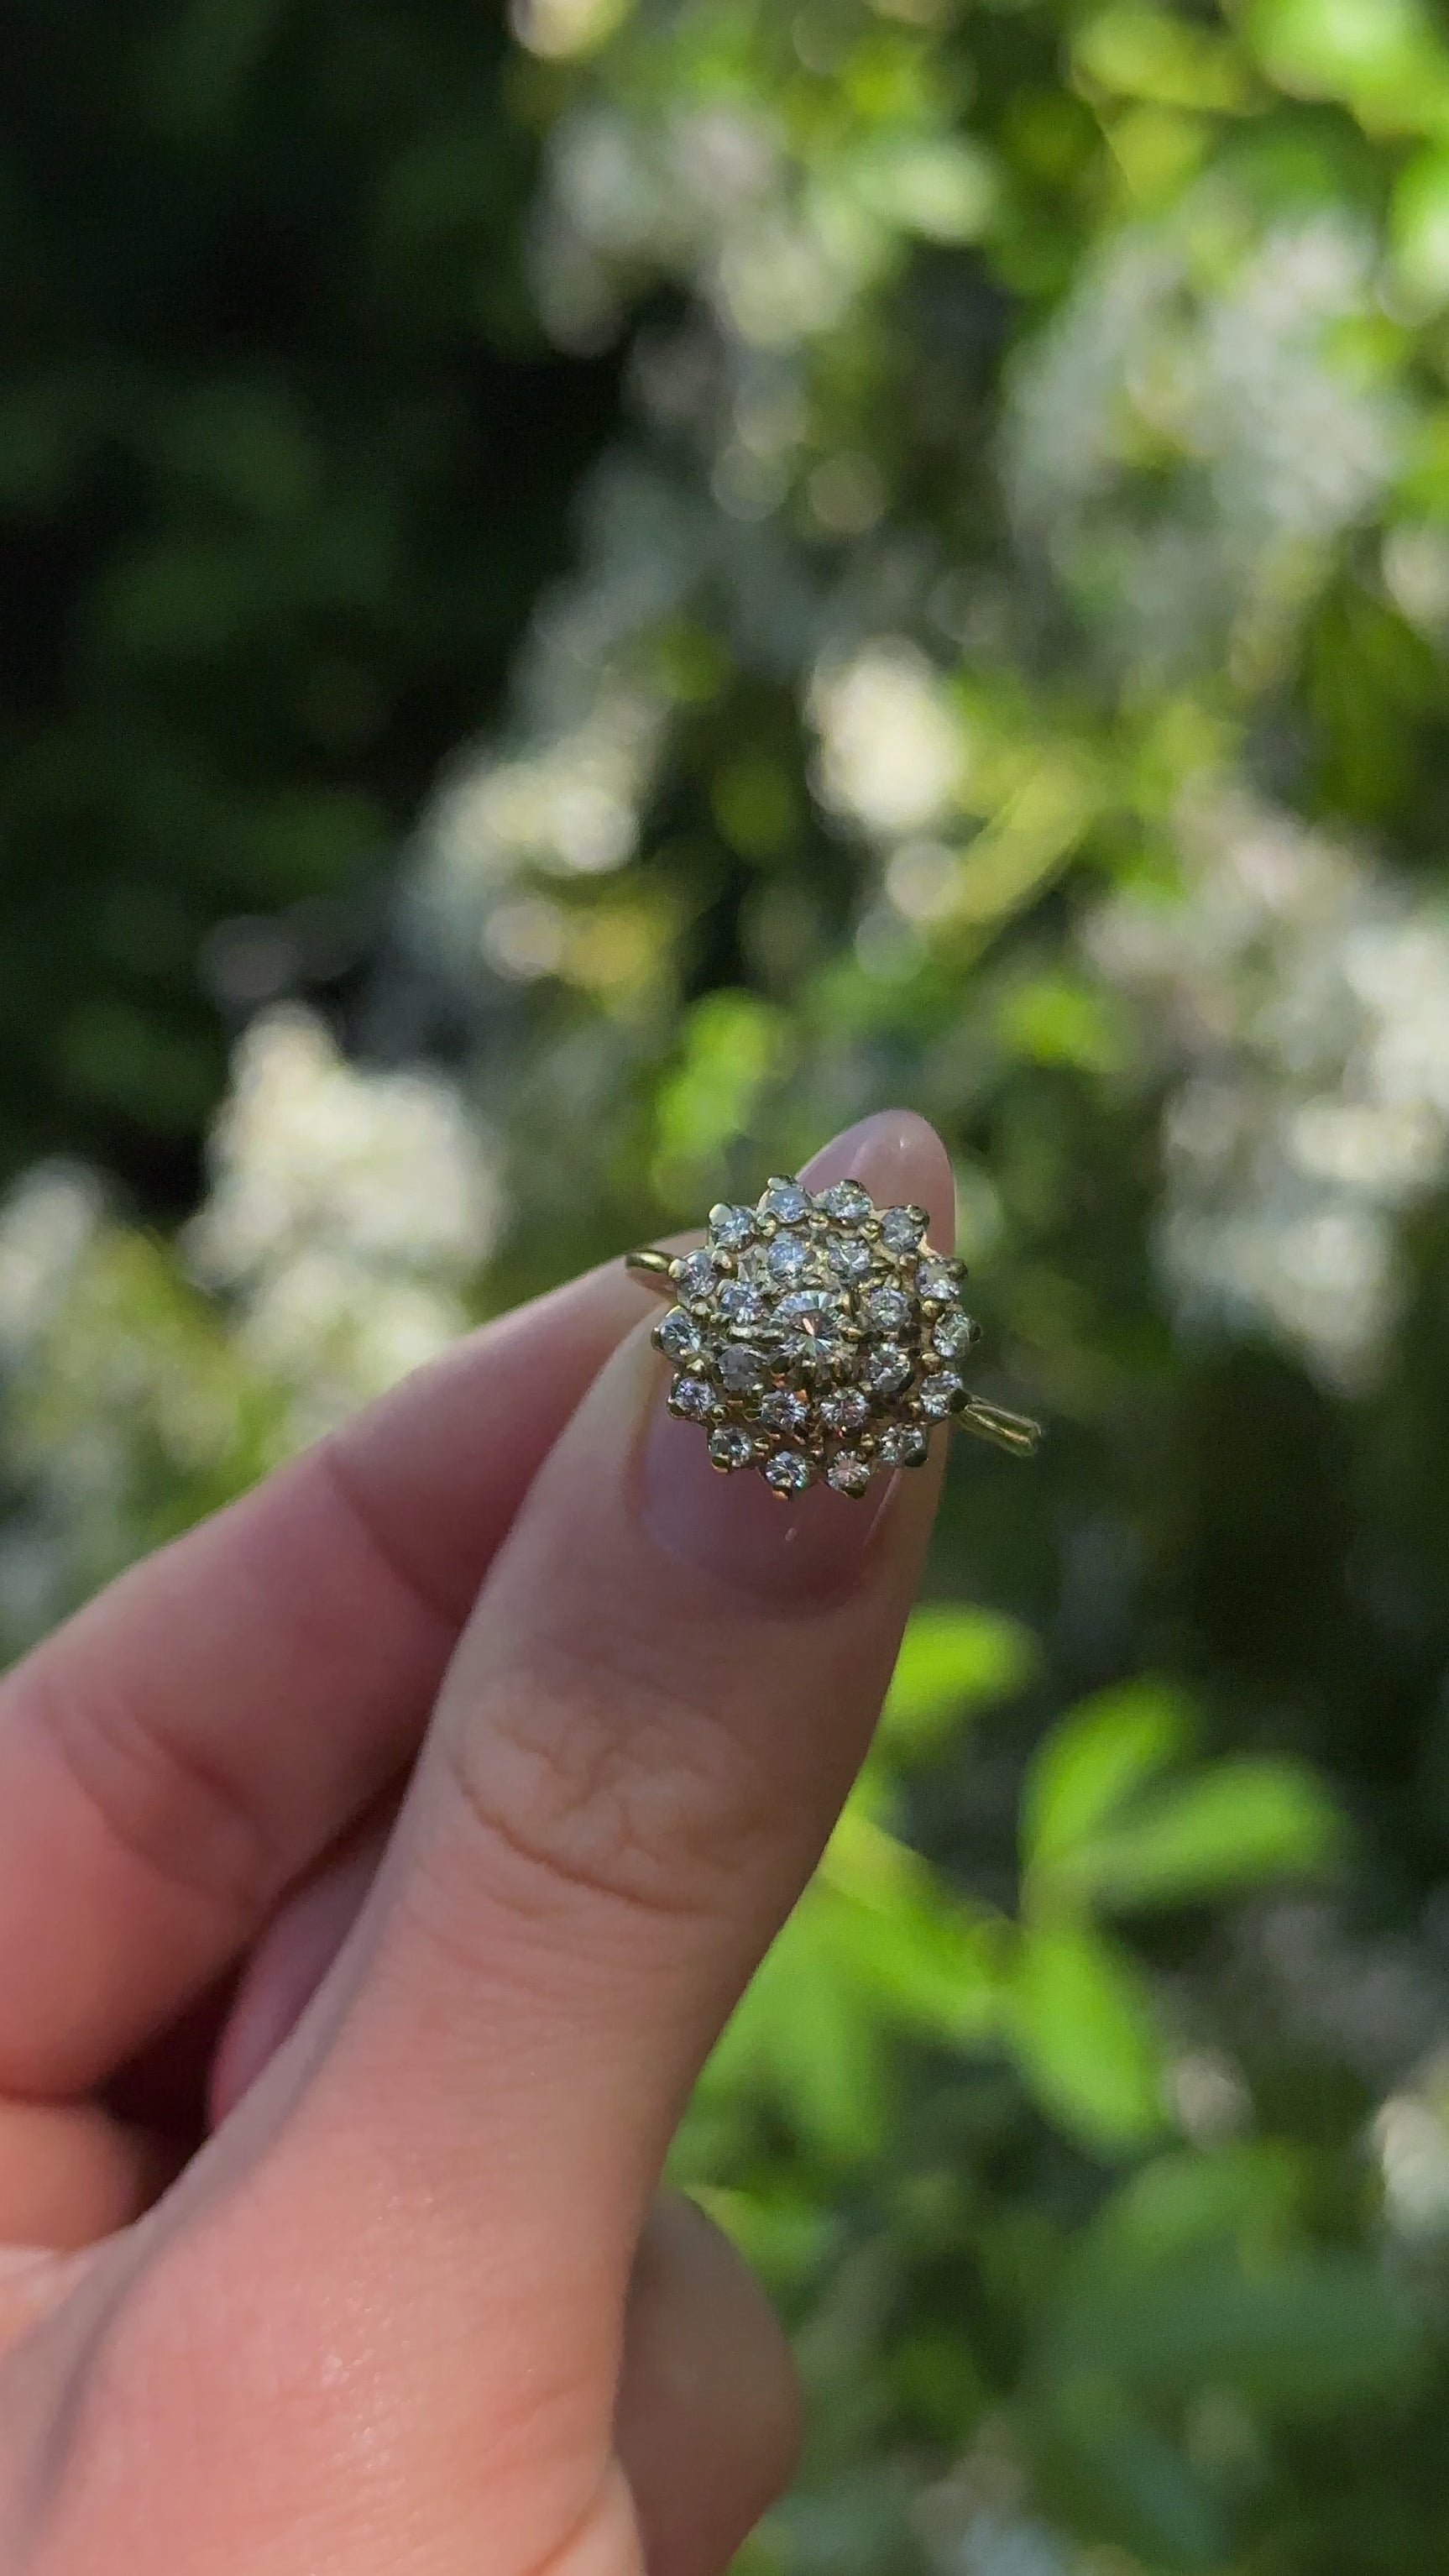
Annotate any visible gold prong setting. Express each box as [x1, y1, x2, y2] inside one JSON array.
[[630, 1176, 1041, 1495]]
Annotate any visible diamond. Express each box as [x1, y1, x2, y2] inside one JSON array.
[[827, 1449, 873, 1496], [777, 1285, 831, 1318], [782, 1292, 848, 1369], [671, 1374, 714, 1420], [797, 1348, 844, 1382], [819, 1387, 870, 1435], [709, 1424, 755, 1470], [677, 1248, 719, 1303], [656, 1306, 703, 1362], [829, 1235, 872, 1283], [868, 1346, 913, 1397], [764, 1448, 815, 1496], [932, 1309, 978, 1359], [861, 1284, 910, 1334], [767, 1231, 808, 1285], [880, 1204, 927, 1254], [760, 1178, 812, 1226], [819, 1179, 873, 1226], [639, 1170, 1028, 1492], [761, 1387, 811, 1434], [709, 1202, 756, 1251], [917, 1256, 960, 1303], [718, 1343, 768, 1396], [776, 1288, 846, 1348], [878, 1422, 929, 1468], [719, 1279, 766, 1326]]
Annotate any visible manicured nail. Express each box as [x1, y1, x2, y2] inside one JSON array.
[[636, 1113, 950, 1606], [640, 1405, 898, 1605]]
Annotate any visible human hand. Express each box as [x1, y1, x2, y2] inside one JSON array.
[[0, 1113, 952, 2573]]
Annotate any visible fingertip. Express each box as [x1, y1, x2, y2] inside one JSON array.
[[636, 1109, 957, 1604], [800, 1109, 955, 1254]]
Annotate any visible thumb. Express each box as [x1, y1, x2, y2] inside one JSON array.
[[18, 1116, 955, 2576], [281, 1112, 953, 2280]]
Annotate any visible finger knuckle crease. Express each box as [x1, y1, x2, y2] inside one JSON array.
[[434, 1645, 770, 1931], [18, 1656, 274, 1928]]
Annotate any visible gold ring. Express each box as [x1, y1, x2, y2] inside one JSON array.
[[627, 1175, 1041, 1498]]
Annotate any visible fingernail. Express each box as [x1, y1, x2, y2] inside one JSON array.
[[636, 1116, 949, 1607], [640, 1406, 898, 1606]]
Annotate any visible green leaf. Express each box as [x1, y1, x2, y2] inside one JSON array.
[[952, 751, 1100, 928], [1048, 2248, 1425, 2413], [683, 2184, 836, 2295], [1075, 7, 1259, 115], [847, 136, 999, 245], [1252, 0, 1425, 86], [1021, 1680, 1193, 1875], [878, 1604, 1037, 1762], [1248, 0, 1449, 128], [765, 1906, 888, 2164], [821, 1799, 1008, 2041], [996, 974, 1130, 1074], [652, 991, 790, 1200], [1050, 1758, 1347, 1912], [1070, 2144, 1309, 2294], [829, 1881, 1009, 2045], [1044, 2376, 1227, 2573], [704, 1893, 886, 2164], [1010, 1922, 1167, 2154], [711, 755, 799, 862], [891, 2324, 989, 2443], [1394, 148, 1449, 308]]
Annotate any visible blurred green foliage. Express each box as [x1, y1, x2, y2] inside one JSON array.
[[0, 0, 615, 1187], [8, 1, 1449, 2569]]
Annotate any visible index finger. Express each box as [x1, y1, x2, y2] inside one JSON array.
[[0, 1254, 648, 2097], [242, 1118, 956, 2353]]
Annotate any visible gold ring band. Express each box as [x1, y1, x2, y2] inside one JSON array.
[[626, 1175, 1041, 1496]]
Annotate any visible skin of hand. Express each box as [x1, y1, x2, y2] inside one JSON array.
[[0, 1112, 955, 2575]]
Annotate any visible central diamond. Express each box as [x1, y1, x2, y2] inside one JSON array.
[[653, 1178, 980, 1495]]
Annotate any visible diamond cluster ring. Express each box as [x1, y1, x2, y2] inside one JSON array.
[[627, 1175, 1041, 1499]]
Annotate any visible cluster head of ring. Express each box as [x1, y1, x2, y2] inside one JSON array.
[[652, 1176, 984, 1499]]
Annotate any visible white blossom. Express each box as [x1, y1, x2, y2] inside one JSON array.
[[809, 641, 966, 837]]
